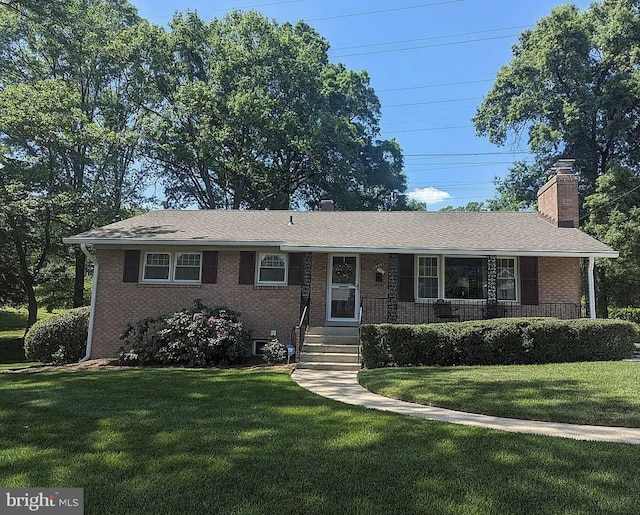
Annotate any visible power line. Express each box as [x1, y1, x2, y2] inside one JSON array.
[[331, 25, 529, 51], [332, 33, 519, 58], [377, 79, 493, 93], [306, 0, 466, 22], [404, 151, 529, 157], [384, 97, 482, 108], [385, 124, 473, 134], [579, 183, 640, 221]]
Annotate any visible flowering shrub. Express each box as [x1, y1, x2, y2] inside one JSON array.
[[119, 300, 250, 367], [262, 338, 287, 364]]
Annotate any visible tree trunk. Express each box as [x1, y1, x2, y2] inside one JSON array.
[[25, 278, 38, 332], [73, 247, 86, 307]]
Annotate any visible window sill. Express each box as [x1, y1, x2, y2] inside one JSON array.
[[137, 283, 203, 288], [253, 285, 288, 290]]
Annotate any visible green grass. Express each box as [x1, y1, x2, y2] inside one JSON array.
[[359, 362, 640, 427], [0, 308, 59, 364], [0, 368, 638, 514]]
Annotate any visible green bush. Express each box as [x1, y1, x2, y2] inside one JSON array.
[[24, 307, 89, 364], [119, 300, 250, 367], [609, 307, 640, 325], [262, 338, 287, 364], [360, 318, 637, 369]]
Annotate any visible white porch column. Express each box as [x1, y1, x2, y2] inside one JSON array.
[[588, 256, 596, 319]]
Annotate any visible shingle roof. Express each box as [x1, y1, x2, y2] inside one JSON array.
[[64, 210, 617, 257]]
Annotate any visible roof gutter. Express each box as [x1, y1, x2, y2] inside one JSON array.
[[279, 245, 619, 259], [80, 244, 98, 362]]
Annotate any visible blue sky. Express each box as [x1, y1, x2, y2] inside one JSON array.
[[130, 0, 592, 209]]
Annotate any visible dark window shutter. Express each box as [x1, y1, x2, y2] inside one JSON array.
[[123, 250, 140, 283], [288, 253, 303, 285], [201, 251, 218, 284], [238, 251, 256, 285], [398, 254, 415, 302], [520, 256, 539, 305]]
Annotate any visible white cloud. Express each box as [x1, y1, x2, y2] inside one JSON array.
[[407, 187, 451, 205]]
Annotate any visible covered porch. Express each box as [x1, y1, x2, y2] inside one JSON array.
[[360, 297, 585, 325]]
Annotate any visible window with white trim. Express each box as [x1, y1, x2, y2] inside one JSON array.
[[257, 253, 287, 284], [417, 256, 439, 299], [143, 253, 171, 281], [142, 251, 203, 283], [175, 253, 201, 282], [497, 258, 516, 301]]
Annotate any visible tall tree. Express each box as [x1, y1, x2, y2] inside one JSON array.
[[0, 0, 150, 316], [142, 10, 406, 210], [474, 0, 640, 206], [473, 0, 640, 308], [583, 165, 640, 308]]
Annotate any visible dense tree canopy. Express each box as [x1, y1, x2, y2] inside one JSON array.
[[141, 10, 406, 210], [0, 0, 150, 323], [0, 2, 408, 320], [474, 0, 640, 308], [474, 0, 640, 208]]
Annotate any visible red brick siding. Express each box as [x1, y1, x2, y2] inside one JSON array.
[[90, 248, 300, 359], [360, 254, 389, 300], [309, 253, 328, 326], [538, 256, 581, 304]]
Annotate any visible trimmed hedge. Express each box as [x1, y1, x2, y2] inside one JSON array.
[[361, 318, 638, 369], [24, 307, 90, 365], [609, 307, 640, 325]]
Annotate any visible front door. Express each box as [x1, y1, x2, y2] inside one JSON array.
[[327, 254, 360, 322]]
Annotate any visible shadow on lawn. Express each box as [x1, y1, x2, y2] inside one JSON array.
[[0, 369, 638, 514], [361, 367, 640, 427]]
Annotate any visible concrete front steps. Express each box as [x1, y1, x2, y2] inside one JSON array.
[[296, 326, 361, 371]]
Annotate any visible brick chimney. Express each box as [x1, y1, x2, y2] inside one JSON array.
[[320, 199, 335, 211], [537, 159, 579, 228]]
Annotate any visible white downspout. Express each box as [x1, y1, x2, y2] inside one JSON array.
[[80, 244, 98, 361], [588, 256, 596, 319]]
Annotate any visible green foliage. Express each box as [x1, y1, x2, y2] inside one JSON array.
[[584, 166, 640, 307], [261, 338, 287, 364], [0, 0, 152, 315], [23, 307, 89, 364], [361, 318, 637, 368], [474, 1, 640, 308], [142, 10, 406, 211], [36, 264, 75, 312], [119, 300, 250, 367], [609, 307, 640, 325]]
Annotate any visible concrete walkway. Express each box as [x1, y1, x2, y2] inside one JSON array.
[[291, 369, 640, 444]]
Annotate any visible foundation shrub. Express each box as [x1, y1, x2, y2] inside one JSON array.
[[24, 307, 89, 364], [609, 307, 640, 326], [261, 338, 287, 364], [360, 318, 637, 368], [119, 300, 250, 367]]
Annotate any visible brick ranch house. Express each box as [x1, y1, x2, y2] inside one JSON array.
[[65, 166, 617, 366]]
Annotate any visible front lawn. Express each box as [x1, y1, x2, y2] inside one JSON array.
[[0, 308, 59, 364], [0, 368, 638, 514], [359, 362, 640, 427]]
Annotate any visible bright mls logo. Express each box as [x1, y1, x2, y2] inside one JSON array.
[[1, 488, 83, 514]]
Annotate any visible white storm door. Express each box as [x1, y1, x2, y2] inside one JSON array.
[[327, 254, 360, 322]]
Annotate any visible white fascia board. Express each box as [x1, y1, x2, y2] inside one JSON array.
[[279, 245, 619, 258]]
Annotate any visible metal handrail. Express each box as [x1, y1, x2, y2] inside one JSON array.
[[358, 300, 363, 367], [293, 300, 309, 363]]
